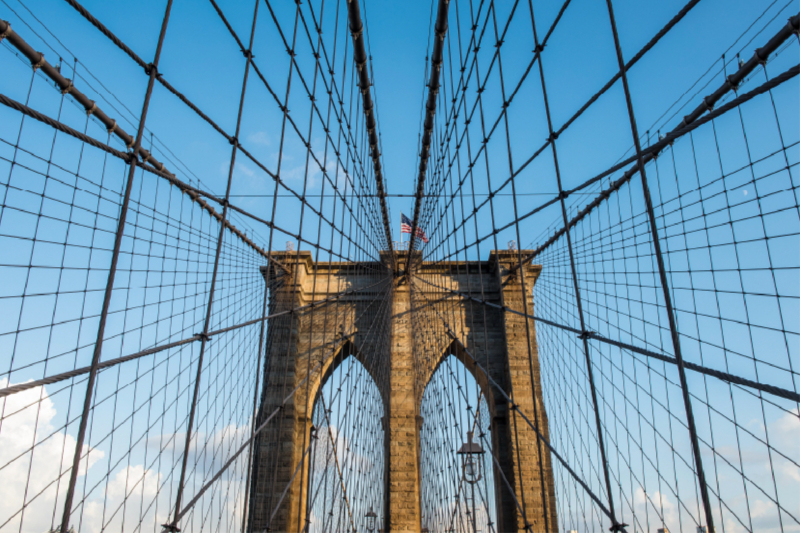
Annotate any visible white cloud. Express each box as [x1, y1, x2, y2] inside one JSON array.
[[281, 156, 351, 194], [80, 465, 168, 533], [248, 131, 271, 147], [235, 162, 254, 178], [630, 486, 679, 531], [0, 380, 251, 533], [0, 379, 103, 533], [218, 160, 256, 179]]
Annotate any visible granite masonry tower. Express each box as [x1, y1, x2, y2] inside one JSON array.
[[246, 250, 557, 533]]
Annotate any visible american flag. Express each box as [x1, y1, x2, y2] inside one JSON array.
[[401, 213, 428, 243]]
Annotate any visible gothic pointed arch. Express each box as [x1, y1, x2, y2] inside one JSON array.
[[305, 340, 387, 533], [418, 348, 500, 532]]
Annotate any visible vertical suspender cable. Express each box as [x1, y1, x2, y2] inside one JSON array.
[[58, 3, 175, 532], [603, 1, 720, 530]]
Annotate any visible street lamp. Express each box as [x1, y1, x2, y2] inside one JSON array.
[[457, 431, 485, 484], [458, 431, 485, 533], [365, 506, 377, 532]]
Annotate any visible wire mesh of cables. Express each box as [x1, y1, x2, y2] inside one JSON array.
[[0, 0, 798, 532], [407, 0, 799, 532], [0, 0, 393, 531]]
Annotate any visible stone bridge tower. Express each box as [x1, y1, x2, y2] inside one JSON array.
[[247, 250, 557, 533]]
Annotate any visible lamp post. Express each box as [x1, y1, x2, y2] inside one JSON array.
[[365, 506, 377, 532], [457, 431, 485, 533]]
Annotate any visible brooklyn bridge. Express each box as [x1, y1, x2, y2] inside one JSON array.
[[0, 0, 798, 531]]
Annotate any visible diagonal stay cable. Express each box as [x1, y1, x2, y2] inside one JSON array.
[[0, 19, 297, 267], [413, 274, 800, 404], [52, 1, 385, 260], [167, 277, 393, 529], [0, 90, 389, 267], [419, 3, 787, 266], [264, 280, 394, 533], [411, 274, 620, 523], [409, 274, 613, 529], [507, 13, 799, 272], [422, 57, 800, 269], [0, 277, 391, 398]]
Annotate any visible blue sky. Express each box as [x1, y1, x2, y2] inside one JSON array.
[[2, 0, 796, 250]]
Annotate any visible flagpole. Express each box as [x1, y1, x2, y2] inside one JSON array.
[[399, 214, 403, 250]]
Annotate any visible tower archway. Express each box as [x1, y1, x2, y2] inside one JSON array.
[[419, 343, 499, 533], [305, 344, 386, 533]]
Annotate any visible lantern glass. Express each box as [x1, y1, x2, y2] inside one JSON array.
[[457, 431, 485, 485], [365, 506, 377, 532], [463, 454, 481, 484]]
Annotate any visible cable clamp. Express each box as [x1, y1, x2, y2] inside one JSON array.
[[197, 331, 211, 342], [791, 15, 800, 33], [578, 330, 591, 340], [558, 190, 569, 200], [609, 523, 629, 532], [162, 522, 181, 532], [86, 100, 97, 117], [145, 62, 158, 76], [241, 48, 253, 59], [32, 52, 46, 71], [548, 130, 559, 143], [754, 46, 768, 65], [107, 119, 116, 134], [0, 21, 11, 42], [533, 43, 545, 54], [229, 136, 238, 147], [61, 78, 74, 95]]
